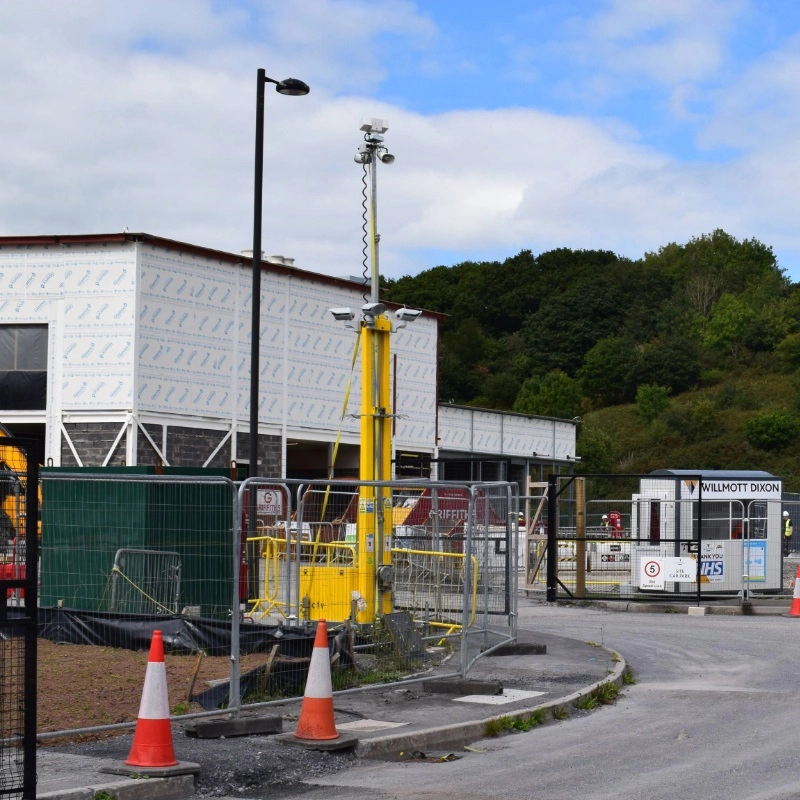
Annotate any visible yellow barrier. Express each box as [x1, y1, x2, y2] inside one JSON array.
[[245, 532, 479, 634]]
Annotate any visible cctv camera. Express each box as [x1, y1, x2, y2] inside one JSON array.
[[354, 145, 370, 164], [362, 302, 386, 317], [395, 308, 421, 323], [329, 308, 355, 322]]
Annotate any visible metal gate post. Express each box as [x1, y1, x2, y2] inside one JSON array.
[[546, 473, 558, 602], [23, 444, 38, 800], [230, 480, 242, 716]]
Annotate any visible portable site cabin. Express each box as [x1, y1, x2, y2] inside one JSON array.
[[630, 469, 784, 594]]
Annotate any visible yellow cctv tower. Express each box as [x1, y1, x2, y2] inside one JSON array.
[[328, 119, 420, 623]]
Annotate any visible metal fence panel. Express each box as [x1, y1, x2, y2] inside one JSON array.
[[109, 549, 182, 614], [33, 474, 518, 740], [543, 474, 789, 604], [0, 438, 38, 800], [37, 472, 239, 738], [238, 478, 517, 710]]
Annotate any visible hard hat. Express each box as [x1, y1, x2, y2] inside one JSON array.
[[602, 514, 608, 520], [784, 511, 790, 517]]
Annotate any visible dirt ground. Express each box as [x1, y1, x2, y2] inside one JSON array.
[[37, 640, 272, 741]]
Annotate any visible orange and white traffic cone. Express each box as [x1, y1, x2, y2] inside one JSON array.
[[789, 567, 800, 617], [125, 630, 178, 768], [294, 619, 339, 741]]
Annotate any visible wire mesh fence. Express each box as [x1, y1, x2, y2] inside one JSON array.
[[0, 437, 37, 800], [0, 634, 27, 797], [238, 478, 517, 700], [40, 473, 238, 621], [108, 548, 182, 615], [29, 472, 519, 740], [540, 473, 790, 603]]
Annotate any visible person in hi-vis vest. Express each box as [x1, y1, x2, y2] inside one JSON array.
[[783, 511, 794, 557]]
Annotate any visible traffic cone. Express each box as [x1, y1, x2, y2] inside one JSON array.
[[789, 567, 800, 617], [125, 630, 178, 767], [293, 619, 339, 741]]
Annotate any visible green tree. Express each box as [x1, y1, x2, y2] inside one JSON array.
[[635, 385, 671, 423], [777, 332, 800, 371], [471, 373, 521, 410], [744, 411, 800, 450], [520, 250, 633, 376], [642, 229, 782, 297], [703, 294, 758, 360], [688, 397, 723, 441], [513, 370, 582, 418], [576, 426, 615, 473], [578, 337, 637, 406], [438, 318, 486, 402], [634, 337, 700, 393]]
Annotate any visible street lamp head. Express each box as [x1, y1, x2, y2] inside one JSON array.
[[250, 68, 309, 482], [274, 77, 310, 96]]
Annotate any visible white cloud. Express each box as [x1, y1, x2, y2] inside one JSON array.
[[560, 0, 742, 92], [700, 36, 800, 150], [1, 0, 800, 282]]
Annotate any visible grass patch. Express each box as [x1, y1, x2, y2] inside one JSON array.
[[483, 708, 548, 737], [551, 705, 569, 721], [574, 681, 621, 711], [574, 694, 598, 711], [622, 669, 636, 685], [593, 681, 620, 704]]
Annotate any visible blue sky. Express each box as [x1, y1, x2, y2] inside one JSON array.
[[2, 0, 800, 281]]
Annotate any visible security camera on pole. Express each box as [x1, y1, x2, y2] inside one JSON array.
[[327, 119, 421, 624]]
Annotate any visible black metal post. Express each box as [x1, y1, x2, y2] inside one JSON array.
[[546, 472, 558, 602], [697, 480, 703, 606], [249, 68, 266, 479]]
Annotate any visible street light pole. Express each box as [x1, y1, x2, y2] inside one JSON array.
[[248, 69, 309, 479]]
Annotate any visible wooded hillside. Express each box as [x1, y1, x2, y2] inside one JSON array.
[[382, 229, 800, 490]]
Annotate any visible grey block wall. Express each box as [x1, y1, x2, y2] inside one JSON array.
[[236, 431, 280, 477], [61, 422, 126, 466], [61, 422, 281, 473]]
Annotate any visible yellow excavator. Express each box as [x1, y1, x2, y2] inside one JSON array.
[[0, 422, 34, 544]]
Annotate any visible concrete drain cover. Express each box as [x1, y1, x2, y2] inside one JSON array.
[[453, 689, 546, 705], [337, 719, 410, 732]]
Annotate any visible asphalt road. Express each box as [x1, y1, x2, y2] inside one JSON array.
[[285, 599, 800, 800]]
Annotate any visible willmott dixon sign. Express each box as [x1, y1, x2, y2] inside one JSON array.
[[680, 480, 781, 501]]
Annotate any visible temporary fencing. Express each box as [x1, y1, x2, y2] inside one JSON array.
[[0, 437, 38, 800], [29, 471, 518, 740], [537, 473, 790, 604], [241, 478, 517, 687], [35, 471, 241, 741]]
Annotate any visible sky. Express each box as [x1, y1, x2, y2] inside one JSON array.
[[2, 0, 800, 281]]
